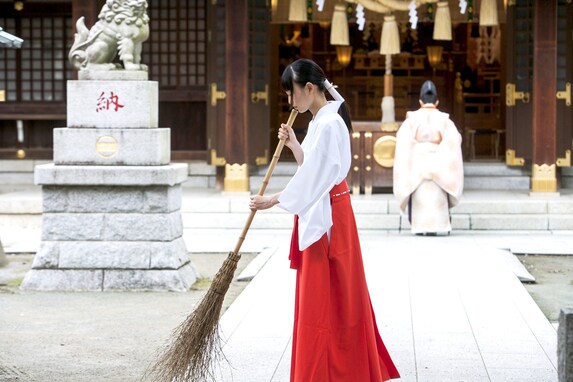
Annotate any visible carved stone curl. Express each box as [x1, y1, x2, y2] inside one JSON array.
[[68, 0, 149, 72]]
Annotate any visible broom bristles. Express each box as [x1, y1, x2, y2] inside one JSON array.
[[148, 251, 240, 382], [148, 110, 298, 382]]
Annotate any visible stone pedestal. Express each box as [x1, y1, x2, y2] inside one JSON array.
[[559, 308, 573, 382], [0, 238, 6, 267], [21, 79, 195, 291]]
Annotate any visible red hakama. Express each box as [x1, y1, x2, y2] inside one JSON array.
[[289, 180, 400, 381]]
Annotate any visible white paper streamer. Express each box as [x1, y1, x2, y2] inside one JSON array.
[[356, 4, 365, 31], [459, 0, 467, 14], [316, 0, 325, 12], [408, 0, 418, 29]]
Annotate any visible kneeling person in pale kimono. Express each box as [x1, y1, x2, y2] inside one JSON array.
[[393, 80, 464, 235]]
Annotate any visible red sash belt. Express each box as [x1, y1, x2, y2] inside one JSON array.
[[289, 180, 350, 269]]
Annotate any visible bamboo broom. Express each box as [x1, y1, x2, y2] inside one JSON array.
[[149, 109, 299, 382]]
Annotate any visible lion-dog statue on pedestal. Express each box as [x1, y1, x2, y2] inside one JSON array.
[[69, 0, 149, 71]]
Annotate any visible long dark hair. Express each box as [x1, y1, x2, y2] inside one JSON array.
[[281, 58, 352, 132]]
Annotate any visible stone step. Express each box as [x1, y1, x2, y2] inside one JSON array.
[[251, 161, 532, 191], [463, 162, 531, 176], [561, 167, 573, 188], [3, 189, 573, 231], [1, 161, 573, 232], [177, 195, 573, 231], [463, 162, 530, 190], [187, 213, 573, 231], [250, 174, 532, 192], [176, 211, 573, 231], [0, 160, 534, 192]]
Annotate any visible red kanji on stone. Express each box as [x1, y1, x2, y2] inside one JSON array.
[[96, 91, 125, 113]]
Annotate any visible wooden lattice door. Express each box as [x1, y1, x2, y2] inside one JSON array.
[[143, 0, 208, 160]]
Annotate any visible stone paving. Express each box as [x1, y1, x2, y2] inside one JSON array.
[[210, 231, 561, 382]]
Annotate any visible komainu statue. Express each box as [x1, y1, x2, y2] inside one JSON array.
[[69, 0, 149, 71]]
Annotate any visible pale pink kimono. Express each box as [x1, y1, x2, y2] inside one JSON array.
[[393, 106, 464, 234]]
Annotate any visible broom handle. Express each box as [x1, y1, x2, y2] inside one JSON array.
[[232, 109, 299, 255]]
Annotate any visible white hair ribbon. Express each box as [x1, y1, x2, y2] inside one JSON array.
[[323, 79, 345, 102]]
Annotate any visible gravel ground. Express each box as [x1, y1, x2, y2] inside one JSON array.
[[519, 254, 573, 322], [0, 252, 255, 382]]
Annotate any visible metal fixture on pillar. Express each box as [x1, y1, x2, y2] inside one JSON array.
[[288, 0, 307, 22], [479, 0, 499, 26], [13, 0, 24, 11], [433, 1, 452, 41], [379, 14, 400, 125], [426, 45, 443, 78]]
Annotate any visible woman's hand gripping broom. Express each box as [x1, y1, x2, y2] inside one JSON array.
[[149, 109, 299, 382]]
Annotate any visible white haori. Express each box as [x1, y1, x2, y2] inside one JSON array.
[[278, 101, 351, 251], [393, 107, 464, 233]]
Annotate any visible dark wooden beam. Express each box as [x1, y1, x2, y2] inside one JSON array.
[[0, 148, 53, 159], [0, 3, 71, 17], [159, 89, 207, 103], [171, 150, 209, 161], [0, 102, 66, 120]]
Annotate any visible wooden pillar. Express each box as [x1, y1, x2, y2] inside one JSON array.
[[224, 0, 249, 192], [71, 0, 99, 81], [71, 0, 99, 29], [531, 0, 557, 192]]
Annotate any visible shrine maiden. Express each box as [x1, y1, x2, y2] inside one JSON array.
[[250, 58, 400, 382]]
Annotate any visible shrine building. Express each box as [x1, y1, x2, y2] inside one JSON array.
[[0, 0, 571, 193]]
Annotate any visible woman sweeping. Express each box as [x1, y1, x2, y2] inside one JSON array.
[[249, 58, 400, 382]]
